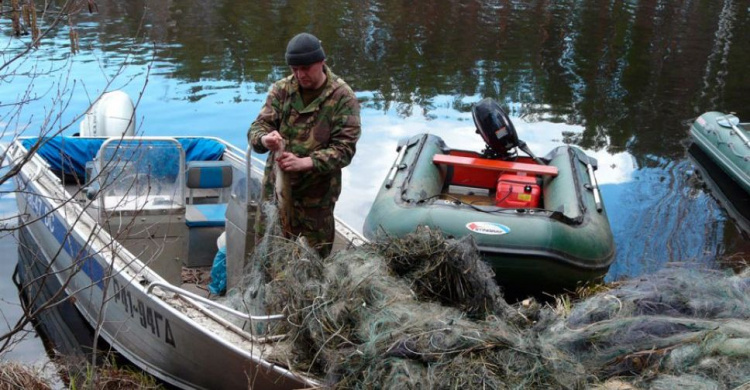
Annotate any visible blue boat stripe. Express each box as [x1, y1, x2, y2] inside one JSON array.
[[25, 187, 105, 290], [55, 211, 105, 290]]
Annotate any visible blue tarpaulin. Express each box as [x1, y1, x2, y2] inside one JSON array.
[[21, 137, 227, 179]]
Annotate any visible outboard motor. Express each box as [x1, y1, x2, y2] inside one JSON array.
[[472, 98, 544, 164], [79, 90, 136, 137]]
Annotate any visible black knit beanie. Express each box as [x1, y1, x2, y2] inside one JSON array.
[[285, 33, 326, 66]]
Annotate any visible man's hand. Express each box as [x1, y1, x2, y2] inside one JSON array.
[[261, 131, 284, 152], [276, 152, 313, 172]]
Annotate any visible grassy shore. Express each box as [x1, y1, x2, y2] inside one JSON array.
[[0, 359, 163, 390]]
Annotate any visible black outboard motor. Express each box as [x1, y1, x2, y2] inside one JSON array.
[[472, 98, 519, 159], [472, 98, 544, 164]]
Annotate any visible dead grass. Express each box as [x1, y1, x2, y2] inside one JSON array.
[[0, 361, 51, 390]]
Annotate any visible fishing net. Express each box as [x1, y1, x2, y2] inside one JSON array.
[[543, 266, 750, 389], [369, 227, 513, 319], [221, 204, 750, 389]]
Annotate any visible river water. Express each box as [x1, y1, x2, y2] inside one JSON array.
[[1, 0, 749, 368]]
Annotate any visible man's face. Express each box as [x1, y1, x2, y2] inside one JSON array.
[[291, 61, 326, 89]]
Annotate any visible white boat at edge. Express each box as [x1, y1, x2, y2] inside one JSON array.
[[6, 94, 365, 389]]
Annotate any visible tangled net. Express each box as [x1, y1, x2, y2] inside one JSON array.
[[222, 204, 750, 389], [544, 265, 750, 389]]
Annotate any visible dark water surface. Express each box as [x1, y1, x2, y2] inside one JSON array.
[[1, 0, 749, 365]]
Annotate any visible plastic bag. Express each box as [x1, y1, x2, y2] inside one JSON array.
[[208, 233, 227, 295]]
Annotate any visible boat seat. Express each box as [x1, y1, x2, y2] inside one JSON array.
[[184, 161, 232, 267], [433, 154, 559, 177], [185, 204, 228, 228], [184, 161, 233, 227]]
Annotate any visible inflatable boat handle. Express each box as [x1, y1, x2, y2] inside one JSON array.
[[717, 114, 750, 148], [585, 163, 603, 212], [729, 120, 750, 148], [385, 138, 410, 188]]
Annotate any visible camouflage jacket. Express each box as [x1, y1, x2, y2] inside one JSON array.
[[248, 66, 361, 208]]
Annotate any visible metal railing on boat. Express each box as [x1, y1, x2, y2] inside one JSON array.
[[146, 281, 283, 322]]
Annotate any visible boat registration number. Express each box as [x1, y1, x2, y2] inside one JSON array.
[[111, 279, 176, 348]]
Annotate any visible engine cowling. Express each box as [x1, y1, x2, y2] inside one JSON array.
[[471, 98, 519, 159], [79, 90, 135, 137]]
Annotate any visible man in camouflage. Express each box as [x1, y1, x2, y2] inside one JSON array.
[[248, 32, 361, 258]]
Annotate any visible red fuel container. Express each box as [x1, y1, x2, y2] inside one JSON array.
[[495, 174, 541, 208]]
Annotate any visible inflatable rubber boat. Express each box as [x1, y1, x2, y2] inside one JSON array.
[[364, 99, 615, 296]]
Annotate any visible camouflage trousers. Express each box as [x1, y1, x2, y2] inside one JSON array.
[[255, 203, 335, 258]]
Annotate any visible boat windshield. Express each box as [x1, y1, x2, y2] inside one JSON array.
[[95, 138, 185, 210]]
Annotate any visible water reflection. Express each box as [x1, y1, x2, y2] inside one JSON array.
[[15, 227, 100, 361], [603, 159, 724, 281], [0, 172, 48, 364], [1, 0, 748, 281], [9, 1, 747, 150], [0, 232, 49, 365]]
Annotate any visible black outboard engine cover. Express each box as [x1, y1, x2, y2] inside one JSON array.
[[472, 98, 519, 159]]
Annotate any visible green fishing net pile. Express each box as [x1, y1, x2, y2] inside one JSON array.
[[544, 264, 750, 389], [224, 206, 750, 389]]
